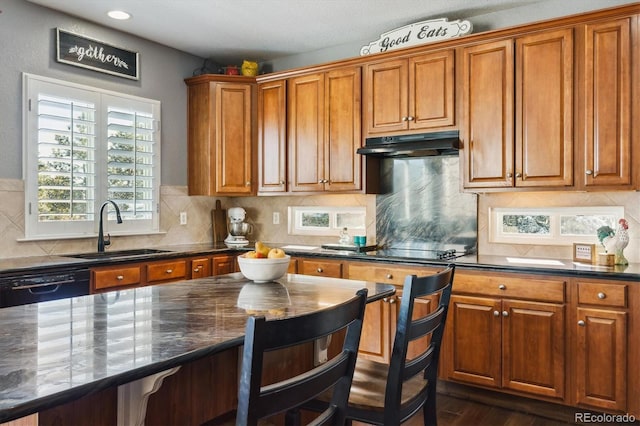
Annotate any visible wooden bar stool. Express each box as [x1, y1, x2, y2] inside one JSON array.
[[304, 265, 455, 425], [236, 288, 369, 426]]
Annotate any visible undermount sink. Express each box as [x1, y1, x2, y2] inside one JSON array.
[[65, 248, 171, 260]]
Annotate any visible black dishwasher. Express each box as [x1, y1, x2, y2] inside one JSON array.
[[0, 267, 90, 308]]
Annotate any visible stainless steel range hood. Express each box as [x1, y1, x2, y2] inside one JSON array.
[[357, 130, 460, 158]]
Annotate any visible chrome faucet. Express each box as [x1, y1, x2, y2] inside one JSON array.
[[98, 200, 123, 252]]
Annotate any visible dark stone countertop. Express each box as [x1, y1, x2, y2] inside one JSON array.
[[0, 242, 638, 282], [0, 273, 395, 423]]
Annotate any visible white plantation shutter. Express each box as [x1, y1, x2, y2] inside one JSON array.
[[24, 74, 160, 239]]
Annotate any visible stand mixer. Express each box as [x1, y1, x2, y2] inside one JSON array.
[[224, 207, 252, 247]]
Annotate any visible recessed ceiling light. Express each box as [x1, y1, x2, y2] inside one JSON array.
[[107, 10, 131, 20]]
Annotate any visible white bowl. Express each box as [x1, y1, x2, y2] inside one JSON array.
[[237, 254, 291, 283]]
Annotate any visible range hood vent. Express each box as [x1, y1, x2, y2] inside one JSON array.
[[358, 130, 460, 158]]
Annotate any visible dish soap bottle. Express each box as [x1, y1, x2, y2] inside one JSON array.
[[339, 227, 350, 245]]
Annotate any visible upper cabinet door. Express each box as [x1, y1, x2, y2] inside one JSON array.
[[460, 40, 515, 189], [185, 75, 255, 196], [581, 17, 634, 188], [257, 79, 287, 193], [325, 67, 362, 192], [215, 83, 254, 194], [364, 59, 408, 134], [288, 73, 325, 192], [409, 50, 455, 129], [515, 28, 574, 188]]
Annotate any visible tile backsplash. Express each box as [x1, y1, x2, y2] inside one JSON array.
[[0, 178, 637, 264]]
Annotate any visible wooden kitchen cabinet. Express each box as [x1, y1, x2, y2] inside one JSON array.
[[577, 17, 636, 189], [190, 257, 212, 279], [298, 258, 344, 278], [461, 28, 574, 189], [288, 66, 362, 193], [443, 272, 566, 400], [257, 79, 287, 193], [364, 50, 455, 136], [185, 75, 255, 196], [573, 279, 629, 412], [92, 264, 142, 292], [213, 254, 237, 275], [146, 259, 187, 284]]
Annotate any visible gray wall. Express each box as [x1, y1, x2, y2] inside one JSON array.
[[265, 0, 638, 72], [0, 0, 203, 185]]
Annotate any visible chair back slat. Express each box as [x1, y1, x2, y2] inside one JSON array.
[[236, 287, 368, 426]]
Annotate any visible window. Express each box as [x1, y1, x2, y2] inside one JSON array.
[[489, 206, 624, 245], [288, 206, 366, 236], [23, 74, 160, 240]]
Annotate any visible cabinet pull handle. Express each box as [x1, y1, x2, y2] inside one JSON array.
[[386, 274, 393, 279], [502, 311, 509, 317], [498, 284, 506, 290], [317, 268, 323, 273], [597, 292, 606, 299], [166, 269, 173, 274], [493, 310, 500, 317], [116, 275, 124, 281], [578, 320, 585, 326], [585, 170, 593, 175]]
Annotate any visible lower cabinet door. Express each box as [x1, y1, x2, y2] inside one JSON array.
[[446, 295, 502, 388], [575, 307, 627, 411], [358, 296, 395, 363], [502, 299, 565, 399]]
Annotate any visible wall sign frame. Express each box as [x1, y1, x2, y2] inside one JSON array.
[[56, 28, 139, 80], [360, 18, 472, 56]]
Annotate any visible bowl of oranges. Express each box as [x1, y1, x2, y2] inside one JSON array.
[[237, 242, 290, 283]]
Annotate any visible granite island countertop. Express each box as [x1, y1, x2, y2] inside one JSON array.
[[0, 272, 395, 423]]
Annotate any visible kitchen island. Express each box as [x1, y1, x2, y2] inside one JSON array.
[[0, 272, 395, 425]]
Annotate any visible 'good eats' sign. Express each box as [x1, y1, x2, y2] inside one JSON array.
[[361, 18, 472, 56]]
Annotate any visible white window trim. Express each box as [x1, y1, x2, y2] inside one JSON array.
[[489, 206, 625, 246], [22, 73, 161, 241], [288, 206, 366, 236]]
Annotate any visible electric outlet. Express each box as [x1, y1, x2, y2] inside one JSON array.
[[179, 211, 187, 225], [273, 212, 280, 225]]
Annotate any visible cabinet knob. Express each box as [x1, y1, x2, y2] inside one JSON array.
[[498, 284, 506, 290], [506, 172, 513, 178], [317, 268, 323, 273], [279, 180, 285, 185], [493, 310, 500, 317], [245, 181, 251, 186], [597, 292, 606, 299], [166, 269, 173, 274], [388, 297, 396, 304], [585, 170, 593, 175], [578, 320, 585, 326], [193, 267, 201, 273], [401, 116, 408, 122], [406, 116, 415, 121], [386, 274, 393, 279], [502, 310, 509, 317], [116, 275, 124, 281], [515, 172, 522, 178]]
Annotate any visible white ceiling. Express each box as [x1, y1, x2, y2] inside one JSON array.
[[27, 0, 546, 64]]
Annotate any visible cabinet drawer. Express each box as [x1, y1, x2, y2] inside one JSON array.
[[93, 266, 142, 290], [190, 257, 212, 279], [300, 260, 343, 278], [577, 282, 627, 308], [348, 263, 437, 285], [147, 260, 187, 283], [453, 273, 565, 302]]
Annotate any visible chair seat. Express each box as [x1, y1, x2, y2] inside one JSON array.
[[348, 357, 429, 412]]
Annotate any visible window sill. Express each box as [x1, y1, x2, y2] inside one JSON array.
[[17, 230, 167, 243]]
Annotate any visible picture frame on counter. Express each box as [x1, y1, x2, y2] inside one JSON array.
[[56, 28, 139, 80], [573, 243, 597, 264]]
